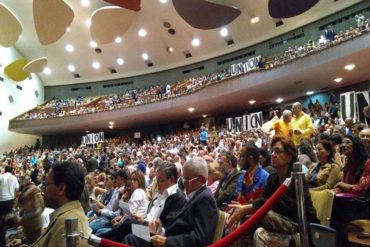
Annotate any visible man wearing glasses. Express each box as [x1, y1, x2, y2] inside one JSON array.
[[123, 157, 218, 247], [30, 161, 91, 247]]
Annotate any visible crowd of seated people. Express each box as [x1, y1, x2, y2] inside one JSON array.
[[2, 98, 370, 246], [14, 21, 370, 121]]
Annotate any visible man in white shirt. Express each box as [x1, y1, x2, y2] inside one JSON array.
[[0, 165, 19, 218]]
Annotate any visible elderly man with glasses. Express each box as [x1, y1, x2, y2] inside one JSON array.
[[123, 157, 218, 247]]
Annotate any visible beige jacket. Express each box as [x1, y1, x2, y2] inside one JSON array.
[[31, 200, 91, 247], [306, 162, 342, 191]]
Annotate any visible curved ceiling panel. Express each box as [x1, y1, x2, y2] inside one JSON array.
[[172, 0, 241, 30], [0, 3, 23, 47], [90, 6, 137, 45], [23, 57, 48, 73], [268, 0, 320, 19], [103, 0, 141, 11], [33, 0, 74, 45], [4, 59, 30, 82]]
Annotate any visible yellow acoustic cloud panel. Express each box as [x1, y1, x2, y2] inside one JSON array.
[[90, 6, 137, 45], [4, 59, 30, 82], [23, 57, 48, 73], [0, 3, 23, 47], [33, 0, 74, 45]]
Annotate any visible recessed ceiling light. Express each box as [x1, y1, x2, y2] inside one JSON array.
[[192, 38, 200, 47], [66, 27, 71, 32], [115, 37, 122, 43], [109, 121, 114, 125], [109, 125, 114, 129], [80, 0, 90, 7], [65, 44, 74, 53], [249, 100, 256, 104], [334, 77, 343, 83], [85, 19, 91, 27], [344, 64, 355, 71], [138, 28, 147, 37], [160, 0, 167, 3], [276, 98, 283, 103], [219, 28, 228, 37], [116, 58, 124, 65], [43, 67, 51, 75], [89, 41, 97, 48], [251, 16, 260, 24], [306, 91, 314, 95], [85, 130, 89, 133], [67, 64, 76, 72], [141, 53, 149, 60], [188, 107, 195, 112], [18, 35, 22, 39], [202, 114, 207, 118], [92, 61, 100, 69], [167, 47, 174, 53]]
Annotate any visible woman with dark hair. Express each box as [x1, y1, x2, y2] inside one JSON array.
[[331, 135, 370, 246], [306, 139, 341, 190], [298, 138, 317, 169], [227, 136, 318, 246]]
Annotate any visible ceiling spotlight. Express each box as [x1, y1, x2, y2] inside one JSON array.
[[251, 16, 260, 24], [188, 107, 195, 112], [19, 35, 22, 39], [80, 0, 90, 7], [249, 100, 256, 104], [66, 27, 71, 32], [43, 67, 51, 75], [344, 64, 355, 71], [138, 28, 147, 37], [141, 53, 149, 60], [116, 58, 124, 65], [109, 125, 114, 129], [219, 28, 228, 37], [306, 91, 314, 95], [67, 64, 76, 72], [276, 98, 283, 103], [202, 114, 207, 118], [85, 130, 90, 133], [109, 121, 114, 125], [89, 41, 97, 48], [160, 0, 168, 3], [85, 19, 91, 27], [334, 77, 343, 83], [92, 61, 100, 69], [65, 44, 74, 53], [115, 37, 122, 43], [167, 47, 174, 53], [192, 38, 200, 47]]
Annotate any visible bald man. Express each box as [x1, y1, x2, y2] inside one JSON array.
[[290, 102, 314, 146], [270, 110, 292, 137]]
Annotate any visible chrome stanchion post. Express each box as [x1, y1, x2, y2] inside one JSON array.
[[64, 218, 80, 247], [293, 162, 310, 247]]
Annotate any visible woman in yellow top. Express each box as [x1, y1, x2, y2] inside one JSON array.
[[306, 139, 341, 191]]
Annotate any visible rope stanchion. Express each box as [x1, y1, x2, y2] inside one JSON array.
[[208, 177, 291, 247], [80, 234, 133, 247]]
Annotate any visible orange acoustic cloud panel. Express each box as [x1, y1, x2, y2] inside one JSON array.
[[4, 59, 30, 82], [172, 0, 241, 30], [103, 0, 141, 11], [90, 6, 137, 45], [33, 0, 74, 45], [23, 57, 48, 73], [0, 3, 23, 47]]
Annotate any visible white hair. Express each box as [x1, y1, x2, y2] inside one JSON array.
[[183, 157, 208, 179]]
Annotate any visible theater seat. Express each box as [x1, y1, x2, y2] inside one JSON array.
[[213, 210, 226, 243], [309, 189, 335, 226], [310, 223, 337, 247]]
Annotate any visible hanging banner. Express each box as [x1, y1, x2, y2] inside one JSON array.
[[230, 56, 261, 76], [226, 112, 263, 133], [82, 132, 105, 145]]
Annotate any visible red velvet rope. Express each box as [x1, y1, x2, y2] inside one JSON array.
[[100, 238, 132, 247], [208, 178, 291, 247]]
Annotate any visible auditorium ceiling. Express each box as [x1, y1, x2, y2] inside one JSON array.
[[0, 0, 364, 87]]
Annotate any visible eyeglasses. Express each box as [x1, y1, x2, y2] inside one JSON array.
[[183, 176, 200, 184]]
